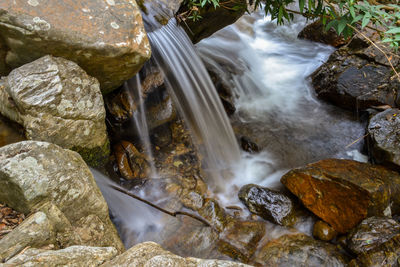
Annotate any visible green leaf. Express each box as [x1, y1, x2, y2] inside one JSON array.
[[352, 14, 363, 23], [325, 20, 337, 31], [361, 15, 370, 28], [349, 6, 355, 18], [278, 6, 284, 23], [299, 0, 305, 14], [338, 19, 347, 35], [387, 28, 400, 34]]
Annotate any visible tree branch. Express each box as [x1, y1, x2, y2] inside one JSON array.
[[110, 185, 214, 228]]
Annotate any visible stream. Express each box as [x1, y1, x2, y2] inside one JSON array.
[[93, 8, 367, 261]]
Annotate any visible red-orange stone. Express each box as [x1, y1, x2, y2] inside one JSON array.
[[281, 159, 400, 233]]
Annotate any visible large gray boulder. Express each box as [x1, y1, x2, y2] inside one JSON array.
[[0, 141, 124, 252], [0, 0, 151, 93], [0, 56, 109, 166], [100, 241, 250, 267], [4, 246, 117, 267]]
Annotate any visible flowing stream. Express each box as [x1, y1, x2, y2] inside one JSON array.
[[93, 7, 366, 258]]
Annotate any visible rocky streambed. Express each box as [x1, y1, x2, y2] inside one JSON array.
[[0, 0, 399, 267]]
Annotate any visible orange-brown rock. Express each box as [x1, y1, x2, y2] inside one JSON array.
[[281, 159, 400, 233], [217, 220, 266, 263], [0, 0, 151, 93], [313, 220, 337, 241], [114, 141, 150, 180]]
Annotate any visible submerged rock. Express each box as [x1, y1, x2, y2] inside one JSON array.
[[0, 0, 150, 93], [0, 141, 124, 252], [5, 246, 117, 267], [252, 233, 348, 266], [313, 220, 338, 242], [238, 184, 296, 226], [114, 140, 151, 180], [218, 220, 266, 263], [281, 159, 400, 233], [368, 108, 400, 167], [101, 241, 250, 266], [347, 217, 400, 254], [0, 56, 109, 166]]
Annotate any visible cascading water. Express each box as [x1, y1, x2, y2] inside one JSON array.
[[148, 19, 241, 189], [196, 13, 367, 194], [93, 4, 368, 259]]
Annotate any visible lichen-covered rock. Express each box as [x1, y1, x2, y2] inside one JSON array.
[[281, 159, 400, 233], [311, 33, 400, 111], [5, 246, 117, 267], [252, 234, 348, 266], [0, 56, 109, 166], [100, 241, 250, 267], [238, 184, 296, 226], [178, 0, 247, 43], [0, 0, 151, 93], [348, 233, 400, 267], [0, 212, 55, 261], [368, 108, 400, 168], [347, 217, 400, 254], [313, 220, 337, 242], [0, 141, 124, 252]]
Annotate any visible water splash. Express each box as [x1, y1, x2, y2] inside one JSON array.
[[197, 14, 366, 204]]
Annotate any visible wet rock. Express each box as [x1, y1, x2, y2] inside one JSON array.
[[114, 140, 151, 180], [101, 241, 250, 266], [105, 87, 137, 124], [347, 217, 400, 254], [238, 184, 295, 226], [312, 41, 400, 112], [298, 20, 348, 47], [0, 56, 109, 166], [146, 94, 176, 130], [178, 0, 247, 43], [0, 141, 124, 252], [208, 69, 236, 116], [5, 246, 117, 266], [198, 199, 228, 232], [0, 0, 150, 93], [252, 233, 348, 266], [0, 212, 55, 261], [240, 137, 259, 153], [218, 220, 266, 263], [348, 233, 400, 267], [281, 159, 400, 233], [313, 220, 338, 241], [368, 108, 400, 167], [140, 0, 183, 29]]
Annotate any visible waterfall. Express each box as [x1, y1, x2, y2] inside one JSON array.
[[124, 19, 241, 189], [149, 19, 241, 186], [124, 75, 157, 176]]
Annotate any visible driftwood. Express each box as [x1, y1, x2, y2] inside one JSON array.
[[110, 185, 212, 228]]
